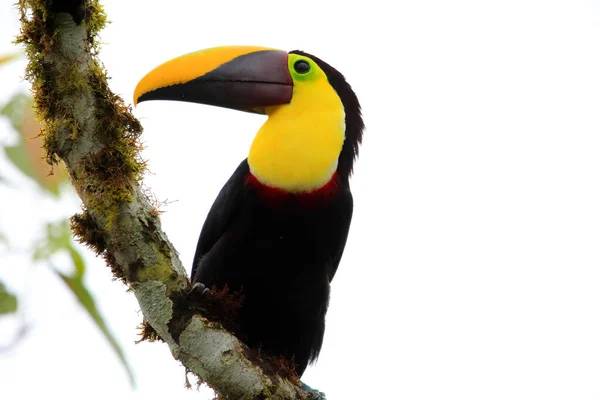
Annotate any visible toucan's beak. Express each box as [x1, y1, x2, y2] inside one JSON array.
[[133, 46, 293, 113]]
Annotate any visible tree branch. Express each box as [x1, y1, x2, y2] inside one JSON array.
[[16, 1, 308, 398]]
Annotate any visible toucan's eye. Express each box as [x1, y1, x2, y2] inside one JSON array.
[[293, 60, 311, 74]]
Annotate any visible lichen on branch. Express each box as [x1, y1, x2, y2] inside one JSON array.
[[15, 1, 309, 398]]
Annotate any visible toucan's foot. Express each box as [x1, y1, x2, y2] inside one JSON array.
[[300, 382, 327, 400], [186, 282, 211, 299]]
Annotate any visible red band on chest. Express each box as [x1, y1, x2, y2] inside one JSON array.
[[245, 172, 341, 208]]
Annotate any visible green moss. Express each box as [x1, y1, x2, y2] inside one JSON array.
[[84, 1, 108, 48], [16, 0, 143, 173], [71, 210, 130, 284], [136, 320, 161, 343], [16, 0, 147, 283], [71, 210, 106, 253]]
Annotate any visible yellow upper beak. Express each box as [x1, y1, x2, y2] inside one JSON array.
[[133, 45, 293, 113]]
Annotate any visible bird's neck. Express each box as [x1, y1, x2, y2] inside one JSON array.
[[245, 171, 341, 209], [248, 84, 346, 193]]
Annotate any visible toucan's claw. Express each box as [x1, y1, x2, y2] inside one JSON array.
[[300, 382, 327, 400], [187, 282, 211, 299]]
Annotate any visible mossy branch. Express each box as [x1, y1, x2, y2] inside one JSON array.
[[16, 1, 309, 398]]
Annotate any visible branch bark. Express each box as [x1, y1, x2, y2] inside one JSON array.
[[16, 1, 309, 398]]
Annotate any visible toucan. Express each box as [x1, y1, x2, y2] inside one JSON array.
[[134, 46, 364, 378]]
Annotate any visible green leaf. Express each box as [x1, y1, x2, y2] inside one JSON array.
[[4, 139, 37, 183], [35, 221, 135, 386], [33, 220, 72, 261], [0, 281, 18, 315], [0, 93, 62, 196], [52, 265, 136, 387], [0, 92, 29, 137], [67, 245, 85, 279]]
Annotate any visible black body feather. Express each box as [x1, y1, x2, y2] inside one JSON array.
[[192, 160, 353, 376]]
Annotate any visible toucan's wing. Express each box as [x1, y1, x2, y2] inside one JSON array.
[[328, 185, 353, 282], [191, 159, 249, 282]]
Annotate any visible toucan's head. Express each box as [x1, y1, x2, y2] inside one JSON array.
[[134, 46, 363, 193]]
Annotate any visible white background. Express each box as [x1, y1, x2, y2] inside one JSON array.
[[1, 1, 600, 399]]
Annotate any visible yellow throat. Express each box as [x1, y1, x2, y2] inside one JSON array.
[[248, 54, 346, 193]]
